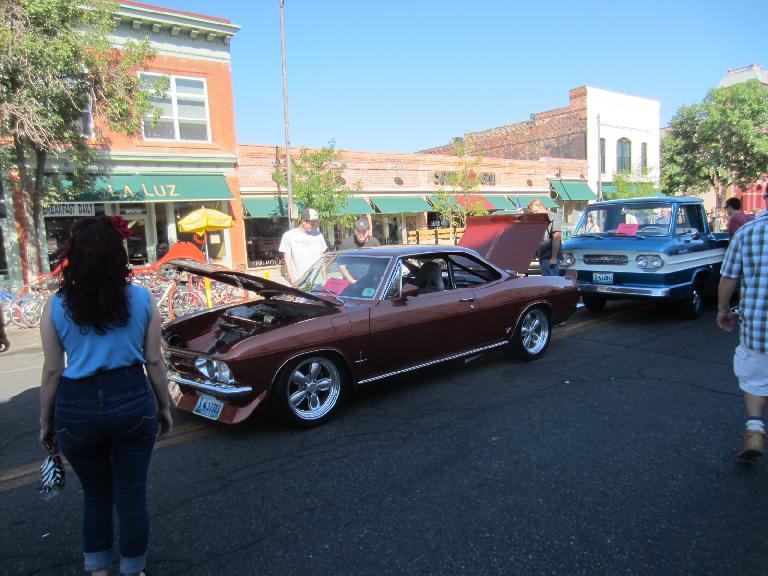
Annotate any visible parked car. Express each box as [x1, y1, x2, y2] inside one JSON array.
[[161, 214, 579, 427], [560, 196, 729, 318]]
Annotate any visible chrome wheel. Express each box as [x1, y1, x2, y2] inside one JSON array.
[[508, 306, 551, 360], [520, 308, 549, 355], [286, 356, 342, 422]]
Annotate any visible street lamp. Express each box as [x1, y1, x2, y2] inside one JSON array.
[[279, 0, 296, 225]]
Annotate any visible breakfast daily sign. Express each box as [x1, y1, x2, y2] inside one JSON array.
[[43, 203, 96, 218]]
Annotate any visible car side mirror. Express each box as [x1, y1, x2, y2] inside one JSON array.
[[690, 232, 701, 240]]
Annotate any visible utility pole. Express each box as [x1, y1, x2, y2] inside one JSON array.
[[596, 114, 602, 201], [279, 0, 296, 226]]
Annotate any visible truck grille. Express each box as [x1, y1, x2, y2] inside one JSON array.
[[584, 255, 629, 265]]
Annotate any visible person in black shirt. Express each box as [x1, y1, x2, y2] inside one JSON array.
[[339, 218, 380, 283]]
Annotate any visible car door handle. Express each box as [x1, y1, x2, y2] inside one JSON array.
[[459, 297, 476, 303]]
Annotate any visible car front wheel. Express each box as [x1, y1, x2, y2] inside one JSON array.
[[508, 307, 551, 361], [273, 356, 345, 427], [677, 282, 703, 319]]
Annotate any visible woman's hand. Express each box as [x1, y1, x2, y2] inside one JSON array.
[[157, 406, 173, 440], [39, 420, 55, 451]]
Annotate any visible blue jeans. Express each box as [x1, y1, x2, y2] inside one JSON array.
[[540, 258, 561, 276], [55, 364, 158, 575]]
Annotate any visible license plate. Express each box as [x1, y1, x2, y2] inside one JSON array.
[[593, 272, 614, 284], [193, 395, 224, 420]]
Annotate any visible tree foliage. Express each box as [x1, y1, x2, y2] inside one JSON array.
[[272, 141, 358, 226], [608, 171, 658, 199], [0, 0, 161, 281], [430, 135, 489, 232], [661, 80, 768, 206]]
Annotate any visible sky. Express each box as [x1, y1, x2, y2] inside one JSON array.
[[155, 0, 766, 153]]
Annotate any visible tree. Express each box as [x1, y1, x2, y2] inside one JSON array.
[[272, 141, 358, 226], [430, 135, 489, 240], [608, 170, 658, 198], [662, 80, 768, 208], [0, 0, 161, 283]]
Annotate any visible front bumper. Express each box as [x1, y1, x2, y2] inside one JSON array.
[[168, 372, 267, 425], [577, 280, 690, 301]]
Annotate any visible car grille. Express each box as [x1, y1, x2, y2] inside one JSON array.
[[583, 255, 629, 265]]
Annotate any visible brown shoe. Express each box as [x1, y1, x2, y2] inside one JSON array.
[[737, 430, 765, 461]]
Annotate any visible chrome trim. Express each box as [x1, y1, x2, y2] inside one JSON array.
[[168, 372, 253, 396], [584, 255, 629, 265], [357, 341, 507, 385], [580, 284, 671, 297]]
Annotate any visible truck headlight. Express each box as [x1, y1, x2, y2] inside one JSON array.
[[563, 253, 576, 267], [636, 254, 664, 271], [195, 357, 235, 384]]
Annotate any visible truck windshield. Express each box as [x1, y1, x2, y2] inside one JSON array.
[[574, 202, 674, 237]]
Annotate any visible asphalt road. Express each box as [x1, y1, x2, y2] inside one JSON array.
[[1, 301, 766, 576]]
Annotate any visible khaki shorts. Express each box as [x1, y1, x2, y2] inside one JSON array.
[[734, 344, 768, 396]]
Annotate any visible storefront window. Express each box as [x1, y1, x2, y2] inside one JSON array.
[[44, 204, 105, 268], [245, 217, 286, 267], [174, 202, 228, 261], [371, 215, 400, 244], [155, 204, 170, 259]]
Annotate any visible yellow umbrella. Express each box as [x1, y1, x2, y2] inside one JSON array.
[[178, 207, 233, 235], [177, 207, 233, 308]]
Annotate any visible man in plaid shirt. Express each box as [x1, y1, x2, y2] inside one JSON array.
[[717, 193, 768, 461]]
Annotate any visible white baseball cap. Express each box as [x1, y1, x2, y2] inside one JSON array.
[[301, 207, 319, 221]]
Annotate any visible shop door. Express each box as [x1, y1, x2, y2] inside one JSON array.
[[125, 216, 149, 266]]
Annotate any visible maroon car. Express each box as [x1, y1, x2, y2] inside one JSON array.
[[161, 214, 579, 427]]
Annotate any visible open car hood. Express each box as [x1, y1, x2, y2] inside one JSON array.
[[160, 259, 340, 308], [459, 213, 549, 272]]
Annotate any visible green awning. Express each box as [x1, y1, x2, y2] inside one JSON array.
[[337, 197, 374, 215], [427, 194, 460, 209], [483, 195, 517, 210], [242, 196, 288, 217], [74, 174, 234, 202], [371, 195, 431, 214], [508, 195, 558, 209], [549, 179, 596, 201]]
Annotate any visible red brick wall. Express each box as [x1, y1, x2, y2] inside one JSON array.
[[422, 87, 588, 161], [99, 54, 237, 155]]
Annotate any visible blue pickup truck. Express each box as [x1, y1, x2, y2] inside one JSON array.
[[560, 196, 729, 318]]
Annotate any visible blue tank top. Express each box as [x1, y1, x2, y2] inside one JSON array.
[[51, 284, 153, 379]]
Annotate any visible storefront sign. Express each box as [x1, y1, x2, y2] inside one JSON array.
[[105, 183, 180, 200], [44, 203, 95, 217]]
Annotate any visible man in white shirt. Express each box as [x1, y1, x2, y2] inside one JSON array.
[[279, 207, 328, 284]]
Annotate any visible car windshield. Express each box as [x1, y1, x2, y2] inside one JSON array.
[[573, 202, 674, 237], [295, 254, 391, 300]]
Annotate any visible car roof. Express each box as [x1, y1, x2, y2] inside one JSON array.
[[591, 196, 702, 206], [330, 244, 479, 257]]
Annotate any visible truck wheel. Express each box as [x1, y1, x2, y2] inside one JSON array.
[[582, 294, 606, 312], [677, 282, 703, 319]]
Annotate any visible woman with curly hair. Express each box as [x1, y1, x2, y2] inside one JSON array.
[[39, 215, 172, 576]]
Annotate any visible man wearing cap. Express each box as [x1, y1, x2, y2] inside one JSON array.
[[278, 207, 328, 284], [338, 218, 380, 283]]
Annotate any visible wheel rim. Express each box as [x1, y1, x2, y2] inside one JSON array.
[[691, 288, 701, 313], [520, 308, 549, 354], [287, 357, 341, 421]]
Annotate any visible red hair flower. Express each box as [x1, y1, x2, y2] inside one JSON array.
[[109, 216, 132, 240]]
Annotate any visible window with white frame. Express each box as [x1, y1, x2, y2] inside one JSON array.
[[616, 138, 632, 173], [140, 73, 210, 142]]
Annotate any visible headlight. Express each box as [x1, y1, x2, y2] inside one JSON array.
[[636, 254, 664, 271], [195, 357, 235, 384], [563, 253, 576, 267]]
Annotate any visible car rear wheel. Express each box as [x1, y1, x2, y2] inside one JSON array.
[[273, 356, 345, 427], [582, 294, 606, 311], [508, 307, 551, 361]]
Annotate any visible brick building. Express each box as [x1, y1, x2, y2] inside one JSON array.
[[1, 1, 243, 290], [237, 144, 586, 273], [421, 86, 661, 222]]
